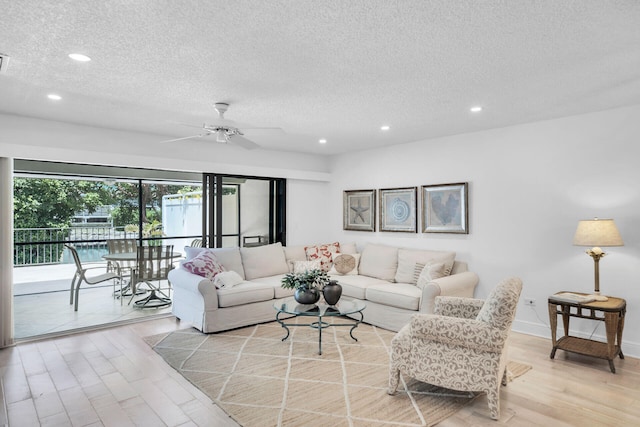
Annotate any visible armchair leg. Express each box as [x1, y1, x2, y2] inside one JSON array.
[[388, 367, 400, 395], [486, 384, 500, 420]]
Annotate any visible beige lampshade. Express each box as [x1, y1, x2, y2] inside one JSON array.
[[573, 218, 624, 247]]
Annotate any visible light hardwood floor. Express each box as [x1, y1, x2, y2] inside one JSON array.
[[1, 318, 639, 426]]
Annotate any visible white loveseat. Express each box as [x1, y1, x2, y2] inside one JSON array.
[[168, 242, 479, 333]]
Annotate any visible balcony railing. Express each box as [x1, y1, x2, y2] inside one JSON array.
[[14, 227, 138, 266]]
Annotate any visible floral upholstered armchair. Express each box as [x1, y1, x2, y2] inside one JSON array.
[[388, 277, 523, 420]]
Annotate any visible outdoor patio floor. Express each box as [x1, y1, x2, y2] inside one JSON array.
[[13, 263, 172, 340]]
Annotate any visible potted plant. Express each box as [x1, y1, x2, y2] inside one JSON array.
[[281, 269, 330, 304]]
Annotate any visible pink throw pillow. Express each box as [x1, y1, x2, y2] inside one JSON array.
[[182, 250, 225, 280]]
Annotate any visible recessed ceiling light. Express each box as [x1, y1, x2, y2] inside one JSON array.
[[47, 94, 62, 100], [68, 53, 91, 62], [380, 125, 390, 131], [319, 139, 327, 144], [470, 106, 483, 113]]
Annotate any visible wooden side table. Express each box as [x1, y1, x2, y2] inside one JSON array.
[[548, 292, 626, 373]]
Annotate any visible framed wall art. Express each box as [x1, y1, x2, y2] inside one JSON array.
[[343, 189, 376, 231], [421, 182, 468, 234], [379, 187, 417, 232]]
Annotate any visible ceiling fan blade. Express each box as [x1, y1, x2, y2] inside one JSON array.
[[241, 127, 285, 135], [160, 134, 205, 143], [229, 134, 260, 150]]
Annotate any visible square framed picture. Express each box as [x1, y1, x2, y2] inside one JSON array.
[[379, 187, 417, 232], [422, 182, 468, 234], [343, 189, 376, 231]]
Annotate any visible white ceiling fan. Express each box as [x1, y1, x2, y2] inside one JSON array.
[[163, 102, 278, 149]]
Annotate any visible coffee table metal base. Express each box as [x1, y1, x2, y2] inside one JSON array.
[[276, 311, 364, 355]]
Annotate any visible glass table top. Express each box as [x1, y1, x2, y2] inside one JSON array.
[[274, 297, 366, 316]]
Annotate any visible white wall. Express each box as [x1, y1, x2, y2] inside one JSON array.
[[287, 179, 332, 246], [328, 104, 640, 357]]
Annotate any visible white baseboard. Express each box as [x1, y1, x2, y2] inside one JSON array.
[[512, 319, 640, 359]]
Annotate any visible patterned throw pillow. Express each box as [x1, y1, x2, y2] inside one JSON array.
[[416, 262, 446, 286], [182, 250, 225, 280], [304, 242, 341, 271], [292, 260, 322, 274], [329, 253, 360, 275], [412, 263, 426, 284]]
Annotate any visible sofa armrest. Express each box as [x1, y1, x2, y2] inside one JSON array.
[[168, 268, 219, 310], [417, 271, 479, 313], [410, 314, 506, 353]]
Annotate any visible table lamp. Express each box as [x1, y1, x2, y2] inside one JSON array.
[[573, 218, 624, 301]]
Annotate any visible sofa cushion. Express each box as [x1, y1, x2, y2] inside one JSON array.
[[335, 274, 390, 300], [340, 242, 358, 254], [283, 245, 307, 264], [250, 274, 294, 298], [358, 244, 398, 281], [394, 248, 456, 283], [182, 250, 225, 280], [217, 282, 275, 308], [183, 247, 246, 279], [366, 283, 422, 311], [305, 242, 340, 271], [240, 242, 289, 280], [329, 253, 360, 275]]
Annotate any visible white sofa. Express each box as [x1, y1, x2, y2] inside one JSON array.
[[168, 242, 479, 333]]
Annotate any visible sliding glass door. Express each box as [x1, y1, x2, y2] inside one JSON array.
[[202, 174, 286, 248]]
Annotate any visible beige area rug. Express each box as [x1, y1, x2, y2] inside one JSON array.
[[146, 319, 531, 427]]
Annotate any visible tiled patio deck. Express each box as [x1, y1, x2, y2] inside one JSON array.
[[13, 262, 172, 340]]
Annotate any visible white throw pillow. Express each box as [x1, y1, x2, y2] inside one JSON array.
[[416, 263, 446, 286], [213, 271, 244, 289], [329, 253, 361, 275]]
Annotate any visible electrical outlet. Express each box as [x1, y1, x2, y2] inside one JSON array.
[[524, 298, 536, 306]]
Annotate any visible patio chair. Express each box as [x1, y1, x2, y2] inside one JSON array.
[[131, 245, 175, 308], [190, 238, 203, 248], [65, 243, 119, 312], [106, 238, 137, 298]]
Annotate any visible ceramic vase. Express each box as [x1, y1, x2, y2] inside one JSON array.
[[294, 287, 320, 304], [322, 280, 342, 305]]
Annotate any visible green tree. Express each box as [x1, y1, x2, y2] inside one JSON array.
[[13, 178, 115, 229]]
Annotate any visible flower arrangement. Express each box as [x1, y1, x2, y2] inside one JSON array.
[[281, 268, 330, 290]]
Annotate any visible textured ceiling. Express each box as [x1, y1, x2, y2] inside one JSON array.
[[1, 1, 640, 155]]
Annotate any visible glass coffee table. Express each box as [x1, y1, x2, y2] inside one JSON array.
[[274, 298, 366, 355]]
